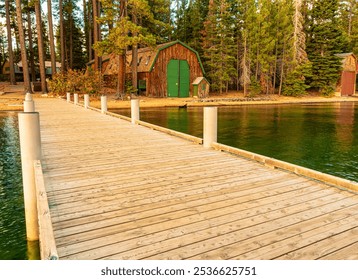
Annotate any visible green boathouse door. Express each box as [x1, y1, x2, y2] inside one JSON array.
[[167, 59, 190, 98]]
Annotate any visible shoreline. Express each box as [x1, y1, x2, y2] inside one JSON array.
[[85, 94, 358, 110], [1, 89, 358, 111]]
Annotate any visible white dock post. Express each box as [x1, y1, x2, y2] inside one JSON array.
[[101, 95, 107, 113], [203, 107, 217, 148], [23, 92, 35, 112], [131, 99, 140, 124], [74, 93, 79, 105], [66, 92, 71, 102], [84, 94, 90, 109], [18, 112, 42, 241]]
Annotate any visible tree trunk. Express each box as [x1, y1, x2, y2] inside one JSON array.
[[34, 0, 47, 93], [47, 0, 57, 77], [117, 0, 127, 96], [27, 9, 36, 83], [15, 0, 32, 93], [92, 0, 99, 71], [83, 0, 89, 61], [5, 0, 16, 85], [88, 0, 93, 61], [70, 14, 73, 69], [118, 53, 126, 98], [131, 13, 138, 94], [59, 0, 66, 72], [278, 44, 286, 96]]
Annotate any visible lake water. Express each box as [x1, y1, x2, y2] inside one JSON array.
[[112, 102, 358, 182], [0, 112, 27, 260]]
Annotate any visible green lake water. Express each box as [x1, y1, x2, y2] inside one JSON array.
[[0, 112, 27, 260], [113, 102, 358, 182]]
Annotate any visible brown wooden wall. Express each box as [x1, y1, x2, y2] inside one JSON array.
[[147, 43, 204, 97]]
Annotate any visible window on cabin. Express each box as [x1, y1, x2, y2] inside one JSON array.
[[145, 56, 151, 66], [138, 57, 142, 66]]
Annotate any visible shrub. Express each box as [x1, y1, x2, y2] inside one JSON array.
[[47, 73, 67, 96]]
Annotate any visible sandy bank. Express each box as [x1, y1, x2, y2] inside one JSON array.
[[1, 82, 357, 111]]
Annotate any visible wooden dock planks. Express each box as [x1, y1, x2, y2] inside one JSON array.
[[35, 98, 358, 260]]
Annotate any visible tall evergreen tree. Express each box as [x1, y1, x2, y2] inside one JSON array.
[[145, 0, 172, 43], [307, 0, 345, 95], [95, 0, 156, 96], [202, 0, 236, 93], [47, 0, 57, 77], [5, 0, 16, 84], [15, 0, 32, 93], [56, 0, 87, 70], [339, 0, 358, 54], [237, 0, 257, 95], [33, 0, 47, 93]]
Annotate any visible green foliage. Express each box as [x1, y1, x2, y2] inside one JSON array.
[[94, 17, 156, 56], [306, 0, 345, 93], [55, 0, 87, 70], [95, 0, 157, 56], [202, 0, 237, 93], [125, 79, 138, 95], [283, 63, 312, 97], [248, 78, 261, 97]]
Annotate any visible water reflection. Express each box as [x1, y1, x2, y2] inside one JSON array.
[[112, 102, 358, 182], [0, 112, 26, 260]]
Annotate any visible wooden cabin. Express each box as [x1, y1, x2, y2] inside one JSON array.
[[335, 53, 358, 96], [89, 41, 206, 97], [192, 77, 210, 98]]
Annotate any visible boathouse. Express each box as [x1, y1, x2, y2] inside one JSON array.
[[335, 53, 358, 96], [89, 41, 206, 98]]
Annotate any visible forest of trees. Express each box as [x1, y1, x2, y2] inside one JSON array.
[[0, 0, 357, 96]]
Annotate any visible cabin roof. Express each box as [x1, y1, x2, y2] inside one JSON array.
[[192, 77, 209, 85], [89, 40, 205, 75], [335, 52, 358, 72]]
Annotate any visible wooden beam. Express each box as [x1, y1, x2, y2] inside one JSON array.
[[34, 160, 59, 260]]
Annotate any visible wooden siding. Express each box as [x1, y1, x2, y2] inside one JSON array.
[[148, 43, 204, 97], [341, 71, 357, 96]]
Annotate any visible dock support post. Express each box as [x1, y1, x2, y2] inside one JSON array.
[[18, 112, 41, 241], [131, 99, 140, 124], [101, 95, 107, 113], [74, 93, 78, 105], [24, 92, 35, 112], [203, 107, 217, 148], [66, 92, 71, 102], [84, 94, 90, 109]]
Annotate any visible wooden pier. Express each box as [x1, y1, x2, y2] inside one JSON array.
[[33, 97, 358, 260]]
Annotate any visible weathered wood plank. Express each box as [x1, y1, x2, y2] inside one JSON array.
[[34, 98, 358, 260]]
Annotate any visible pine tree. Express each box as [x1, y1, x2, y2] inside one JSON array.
[[56, 0, 87, 70], [15, 0, 32, 93], [145, 0, 172, 43], [47, 0, 57, 77], [202, 0, 236, 93], [307, 0, 345, 95], [33, 0, 47, 93], [237, 0, 257, 95], [282, 0, 312, 97], [95, 0, 156, 96], [339, 0, 358, 54], [5, 0, 16, 84]]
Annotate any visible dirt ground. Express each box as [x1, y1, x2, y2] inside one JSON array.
[[1, 82, 358, 111]]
